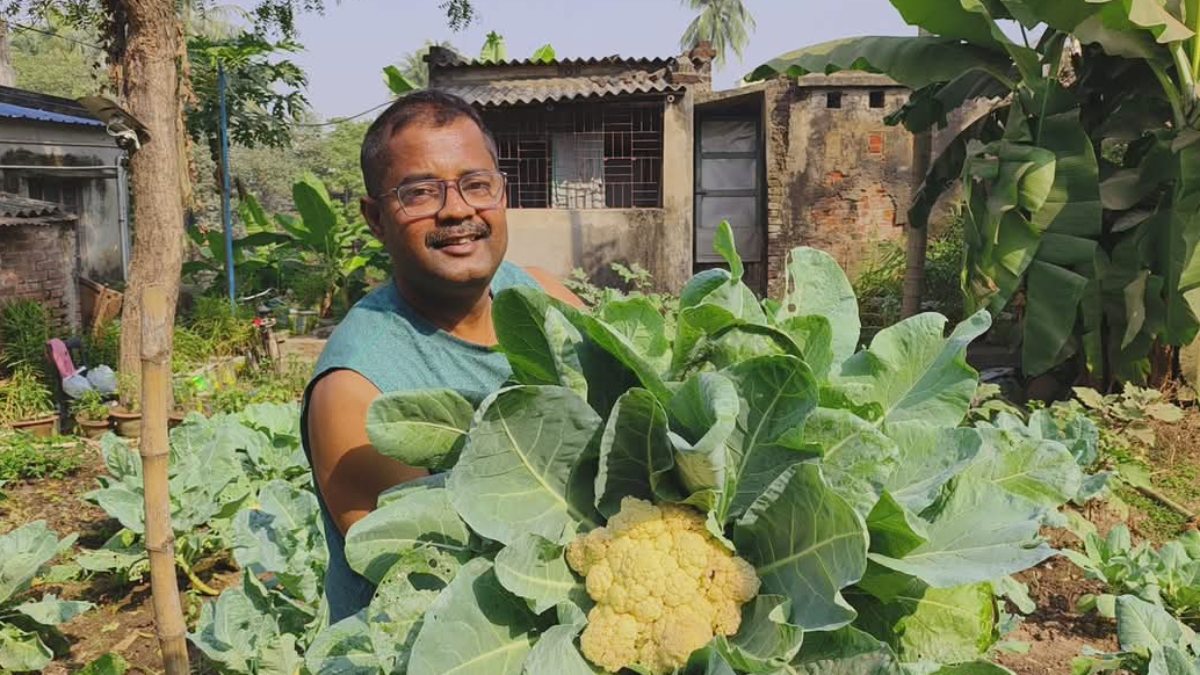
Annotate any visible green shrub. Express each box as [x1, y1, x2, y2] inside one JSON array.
[[853, 243, 905, 333], [0, 300, 52, 380], [71, 389, 110, 421], [854, 226, 965, 340], [0, 366, 56, 424], [175, 296, 257, 371], [565, 262, 679, 323], [208, 356, 310, 414], [0, 431, 86, 480], [922, 231, 966, 325], [289, 268, 333, 311], [172, 325, 212, 373], [84, 320, 120, 368]]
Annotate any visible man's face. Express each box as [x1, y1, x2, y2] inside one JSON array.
[[362, 117, 508, 296]]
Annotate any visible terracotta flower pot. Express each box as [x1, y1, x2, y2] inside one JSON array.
[[109, 407, 142, 438], [10, 414, 58, 437], [75, 415, 111, 439]]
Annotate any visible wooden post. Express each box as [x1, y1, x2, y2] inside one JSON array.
[[139, 284, 189, 674]]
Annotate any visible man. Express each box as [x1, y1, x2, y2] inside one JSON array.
[[302, 90, 582, 622]]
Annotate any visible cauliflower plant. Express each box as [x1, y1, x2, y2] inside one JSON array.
[[565, 497, 760, 674]]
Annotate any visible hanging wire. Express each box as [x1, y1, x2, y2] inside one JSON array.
[[5, 18, 392, 129], [5, 20, 106, 52], [291, 99, 394, 127]]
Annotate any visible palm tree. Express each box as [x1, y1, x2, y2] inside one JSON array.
[[679, 0, 756, 67], [395, 40, 461, 89]]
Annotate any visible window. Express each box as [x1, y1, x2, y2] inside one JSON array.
[[826, 91, 843, 109], [551, 132, 604, 208], [869, 90, 885, 108], [26, 177, 82, 215], [484, 100, 664, 208]]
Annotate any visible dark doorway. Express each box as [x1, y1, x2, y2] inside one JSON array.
[[695, 96, 765, 293]]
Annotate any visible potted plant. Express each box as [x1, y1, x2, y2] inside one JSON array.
[[110, 372, 142, 438], [0, 367, 58, 436], [169, 378, 204, 428], [72, 389, 111, 439]]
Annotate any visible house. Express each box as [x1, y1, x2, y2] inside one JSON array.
[[712, 72, 916, 295], [429, 45, 927, 295], [0, 193, 80, 331], [0, 85, 129, 287], [428, 46, 699, 291]]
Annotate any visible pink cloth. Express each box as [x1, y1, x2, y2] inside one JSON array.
[[46, 338, 77, 379]]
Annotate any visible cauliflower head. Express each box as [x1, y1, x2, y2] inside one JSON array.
[[565, 497, 760, 674]]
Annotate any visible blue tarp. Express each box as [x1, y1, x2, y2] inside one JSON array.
[[0, 102, 102, 127]]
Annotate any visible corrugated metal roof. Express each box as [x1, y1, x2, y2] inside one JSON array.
[[443, 72, 684, 107], [0, 193, 76, 226], [0, 101, 103, 127], [0, 86, 103, 127]]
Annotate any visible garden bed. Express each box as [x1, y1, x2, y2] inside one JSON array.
[[4, 393, 1198, 675]]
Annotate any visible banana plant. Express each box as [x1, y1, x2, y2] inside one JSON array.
[[747, 0, 1200, 386], [182, 217, 291, 296], [242, 173, 385, 317]]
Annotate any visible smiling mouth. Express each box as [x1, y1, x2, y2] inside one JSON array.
[[428, 224, 491, 250], [431, 232, 487, 249]]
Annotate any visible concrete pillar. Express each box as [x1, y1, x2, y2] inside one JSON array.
[[660, 92, 695, 292]]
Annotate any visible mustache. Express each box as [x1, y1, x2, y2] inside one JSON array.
[[425, 221, 491, 248]]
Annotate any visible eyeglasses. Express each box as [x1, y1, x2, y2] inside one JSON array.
[[383, 170, 507, 218]]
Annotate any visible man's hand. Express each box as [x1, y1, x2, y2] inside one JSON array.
[[306, 369, 428, 535]]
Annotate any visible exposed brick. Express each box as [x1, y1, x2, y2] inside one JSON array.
[[0, 223, 80, 333], [868, 132, 885, 155]]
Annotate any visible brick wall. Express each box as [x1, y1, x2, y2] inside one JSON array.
[[764, 81, 915, 297], [763, 80, 795, 295], [0, 222, 80, 333]]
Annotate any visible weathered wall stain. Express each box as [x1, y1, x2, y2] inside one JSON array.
[[765, 75, 914, 295]]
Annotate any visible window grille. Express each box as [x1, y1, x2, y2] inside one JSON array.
[[483, 100, 664, 209], [26, 176, 82, 215]]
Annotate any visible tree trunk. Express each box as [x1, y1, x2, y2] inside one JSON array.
[[117, 0, 185, 404], [901, 28, 934, 319], [0, 22, 17, 87], [902, 131, 932, 318], [139, 284, 189, 674]]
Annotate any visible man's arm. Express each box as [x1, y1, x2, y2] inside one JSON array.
[[306, 369, 428, 535], [526, 266, 586, 309]]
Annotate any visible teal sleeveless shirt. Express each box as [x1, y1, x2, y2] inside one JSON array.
[[300, 261, 539, 622]]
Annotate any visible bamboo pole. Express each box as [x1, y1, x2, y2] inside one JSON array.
[[139, 284, 190, 674]]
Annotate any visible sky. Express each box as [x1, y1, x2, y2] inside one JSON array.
[[235, 0, 916, 120]]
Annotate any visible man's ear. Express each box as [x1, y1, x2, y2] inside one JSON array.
[[362, 196, 384, 240]]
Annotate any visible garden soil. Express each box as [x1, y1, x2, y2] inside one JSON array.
[[0, 442, 239, 674]]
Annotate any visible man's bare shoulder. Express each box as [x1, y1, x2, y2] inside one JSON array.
[[308, 369, 380, 417], [524, 266, 585, 309]]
